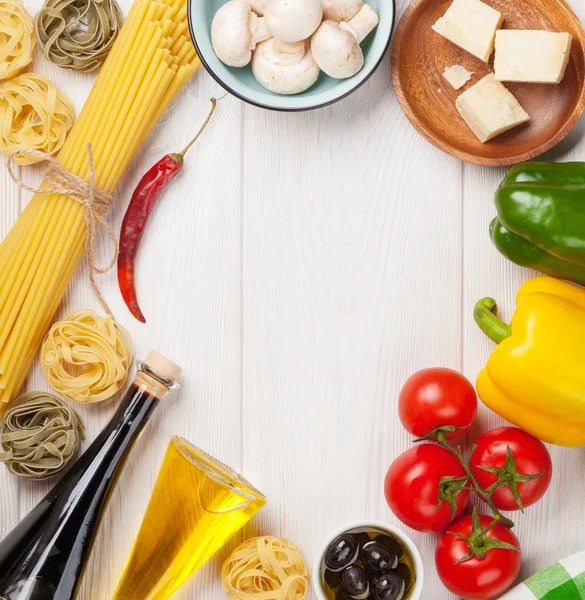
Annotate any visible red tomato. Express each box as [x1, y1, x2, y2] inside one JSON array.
[[435, 513, 521, 600], [470, 427, 553, 511], [384, 444, 469, 533], [398, 368, 477, 440]]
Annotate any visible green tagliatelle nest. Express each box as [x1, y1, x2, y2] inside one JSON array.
[[0, 391, 84, 479], [35, 0, 123, 71]]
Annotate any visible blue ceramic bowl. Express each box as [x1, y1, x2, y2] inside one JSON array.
[[187, 0, 396, 111]]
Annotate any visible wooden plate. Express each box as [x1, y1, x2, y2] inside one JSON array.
[[391, 0, 585, 166]]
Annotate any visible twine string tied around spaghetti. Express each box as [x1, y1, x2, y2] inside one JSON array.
[[7, 145, 118, 319]]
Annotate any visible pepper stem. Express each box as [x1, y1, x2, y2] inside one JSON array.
[[474, 298, 512, 344], [175, 97, 218, 159]]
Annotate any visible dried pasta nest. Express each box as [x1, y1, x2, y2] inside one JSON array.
[[0, 0, 35, 80], [0, 73, 75, 165], [222, 536, 310, 600], [41, 310, 132, 403], [35, 0, 124, 72], [0, 391, 84, 479]]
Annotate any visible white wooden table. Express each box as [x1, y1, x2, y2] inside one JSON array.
[[2, 0, 585, 597]]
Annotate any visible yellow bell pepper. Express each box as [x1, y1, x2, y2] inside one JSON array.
[[474, 276, 585, 447]]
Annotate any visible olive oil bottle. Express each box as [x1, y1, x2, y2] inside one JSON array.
[[112, 437, 266, 600], [0, 352, 181, 600]]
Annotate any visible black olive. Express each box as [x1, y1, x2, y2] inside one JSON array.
[[395, 563, 411, 591], [324, 568, 343, 588], [361, 542, 398, 574], [336, 588, 353, 600], [325, 535, 359, 572], [354, 531, 372, 549], [372, 571, 405, 600], [342, 565, 370, 599], [374, 534, 404, 560]]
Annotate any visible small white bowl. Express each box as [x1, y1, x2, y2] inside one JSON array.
[[313, 520, 424, 600]]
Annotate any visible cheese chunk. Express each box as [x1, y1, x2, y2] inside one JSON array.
[[494, 30, 573, 84], [443, 65, 473, 89], [432, 0, 504, 62], [456, 74, 530, 142]]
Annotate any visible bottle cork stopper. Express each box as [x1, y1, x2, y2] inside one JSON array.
[[145, 351, 182, 381]]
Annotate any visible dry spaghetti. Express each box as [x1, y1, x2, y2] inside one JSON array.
[[40, 311, 132, 403], [0, 0, 35, 80], [0, 0, 200, 416], [35, 0, 123, 71], [0, 73, 75, 164], [222, 537, 310, 600], [0, 390, 84, 479]]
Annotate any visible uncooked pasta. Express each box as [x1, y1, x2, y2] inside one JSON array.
[[0, 0, 200, 415], [40, 311, 132, 403], [0, 73, 75, 164], [35, 0, 123, 71], [222, 537, 310, 600], [0, 390, 84, 479], [0, 0, 35, 80]]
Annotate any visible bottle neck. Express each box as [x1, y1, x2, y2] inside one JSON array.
[[134, 359, 180, 397]]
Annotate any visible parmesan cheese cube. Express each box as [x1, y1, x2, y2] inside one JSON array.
[[494, 30, 573, 84], [456, 74, 530, 142], [443, 65, 474, 89], [432, 0, 504, 62]]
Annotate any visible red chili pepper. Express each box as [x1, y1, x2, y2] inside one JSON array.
[[118, 98, 218, 323]]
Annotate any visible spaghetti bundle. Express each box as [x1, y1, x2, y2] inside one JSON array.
[[0, 0, 200, 414]]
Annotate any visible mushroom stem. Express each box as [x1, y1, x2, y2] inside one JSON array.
[[341, 4, 379, 43], [251, 15, 271, 46], [271, 39, 306, 64]]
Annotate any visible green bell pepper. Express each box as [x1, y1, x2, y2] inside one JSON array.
[[491, 162, 585, 287]]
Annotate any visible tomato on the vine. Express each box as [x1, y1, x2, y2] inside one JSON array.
[[398, 368, 477, 440], [470, 426, 552, 511], [384, 444, 469, 533], [435, 511, 521, 600]]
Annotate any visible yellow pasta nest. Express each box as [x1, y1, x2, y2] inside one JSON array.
[[222, 536, 310, 600], [40, 311, 132, 403], [0, 73, 75, 165], [0, 0, 35, 80]]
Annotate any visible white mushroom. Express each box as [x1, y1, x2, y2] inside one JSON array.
[[211, 0, 272, 67], [311, 4, 379, 78], [322, 0, 363, 22], [252, 38, 320, 94], [264, 0, 323, 43], [245, 0, 269, 15]]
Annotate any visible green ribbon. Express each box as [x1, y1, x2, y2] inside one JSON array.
[[0, 391, 84, 479], [34, 0, 123, 72]]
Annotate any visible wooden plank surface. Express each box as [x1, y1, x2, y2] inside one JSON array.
[[1, 0, 584, 598]]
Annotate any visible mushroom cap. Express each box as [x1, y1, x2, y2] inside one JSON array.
[[264, 0, 323, 43], [311, 20, 364, 79], [245, 0, 268, 15], [252, 39, 320, 95], [212, 0, 257, 67], [322, 0, 363, 22]]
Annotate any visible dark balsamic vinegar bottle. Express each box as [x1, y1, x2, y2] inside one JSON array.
[[0, 351, 181, 600]]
